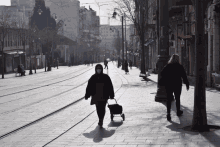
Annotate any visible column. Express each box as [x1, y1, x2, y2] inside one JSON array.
[[213, 13, 220, 73], [207, 27, 213, 86]]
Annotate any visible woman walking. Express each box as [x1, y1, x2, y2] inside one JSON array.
[[129, 60, 132, 69], [159, 54, 189, 121], [85, 64, 115, 127], [124, 60, 129, 74]]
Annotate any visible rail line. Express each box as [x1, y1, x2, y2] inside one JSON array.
[[0, 80, 88, 115], [0, 66, 95, 98], [0, 62, 129, 146], [0, 66, 94, 105], [0, 66, 87, 91]]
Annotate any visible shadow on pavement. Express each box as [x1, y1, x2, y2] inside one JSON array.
[[83, 126, 115, 143], [108, 120, 123, 127], [159, 101, 220, 146]]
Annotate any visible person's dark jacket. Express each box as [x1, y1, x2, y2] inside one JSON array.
[[17, 65, 21, 73], [125, 62, 129, 72], [104, 60, 108, 65], [129, 61, 132, 67], [85, 64, 114, 105], [159, 63, 189, 87]]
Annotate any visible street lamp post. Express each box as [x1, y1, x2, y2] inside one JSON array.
[[110, 26, 121, 68], [28, 11, 33, 75], [112, 10, 125, 70]]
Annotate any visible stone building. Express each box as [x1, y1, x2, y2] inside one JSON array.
[[78, 6, 100, 62], [143, 0, 220, 87]]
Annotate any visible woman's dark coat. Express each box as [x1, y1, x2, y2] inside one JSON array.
[[85, 64, 114, 105], [129, 61, 132, 67], [159, 63, 189, 88], [125, 62, 129, 72]]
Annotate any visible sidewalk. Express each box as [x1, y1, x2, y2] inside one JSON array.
[[47, 62, 220, 147]]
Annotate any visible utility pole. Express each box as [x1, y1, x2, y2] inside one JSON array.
[[191, 0, 208, 132], [122, 15, 124, 70], [139, 2, 146, 77], [28, 11, 33, 75], [1, 9, 5, 79], [125, 13, 127, 61]]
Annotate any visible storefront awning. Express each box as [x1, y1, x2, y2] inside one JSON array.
[[0, 50, 25, 55]]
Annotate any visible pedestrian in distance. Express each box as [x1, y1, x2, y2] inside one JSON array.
[[104, 60, 108, 69], [124, 60, 129, 74], [17, 64, 22, 76], [53, 59, 56, 68], [129, 60, 132, 69], [85, 64, 115, 128], [20, 64, 25, 76], [57, 58, 59, 69], [158, 54, 189, 121]]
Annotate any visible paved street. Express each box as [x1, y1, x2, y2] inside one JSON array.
[[0, 62, 220, 147]]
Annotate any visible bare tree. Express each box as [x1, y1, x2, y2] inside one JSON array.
[[113, 0, 156, 75], [0, 7, 15, 79]]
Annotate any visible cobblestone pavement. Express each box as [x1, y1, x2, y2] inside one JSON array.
[[1, 62, 220, 147], [46, 62, 220, 147]]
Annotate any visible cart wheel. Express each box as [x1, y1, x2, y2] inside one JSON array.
[[121, 113, 125, 121], [111, 114, 114, 121]]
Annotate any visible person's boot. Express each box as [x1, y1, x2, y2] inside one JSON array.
[[177, 110, 183, 116], [167, 113, 171, 121]]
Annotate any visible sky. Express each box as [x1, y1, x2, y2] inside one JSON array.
[[0, 0, 124, 25]]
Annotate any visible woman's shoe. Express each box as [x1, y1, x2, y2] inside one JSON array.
[[167, 114, 171, 121], [177, 110, 183, 116]]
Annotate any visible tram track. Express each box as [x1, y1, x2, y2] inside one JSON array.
[[0, 62, 130, 146], [0, 66, 94, 106], [0, 80, 87, 115], [0, 66, 86, 90], [0, 66, 95, 98]]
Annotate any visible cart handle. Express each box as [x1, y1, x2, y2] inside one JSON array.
[[107, 98, 118, 105]]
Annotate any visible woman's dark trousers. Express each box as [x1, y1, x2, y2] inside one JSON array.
[[95, 101, 107, 122], [165, 85, 182, 114]]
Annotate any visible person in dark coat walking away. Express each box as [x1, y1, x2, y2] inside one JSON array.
[[85, 64, 115, 127], [20, 64, 25, 76], [57, 58, 59, 69], [17, 64, 21, 76], [159, 54, 189, 121], [124, 60, 129, 74], [53, 59, 56, 68], [129, 60, 132, 69], [104, 60, 108, 69]]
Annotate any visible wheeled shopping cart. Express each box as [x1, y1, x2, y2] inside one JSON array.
[[107, 99, 125, 121]]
